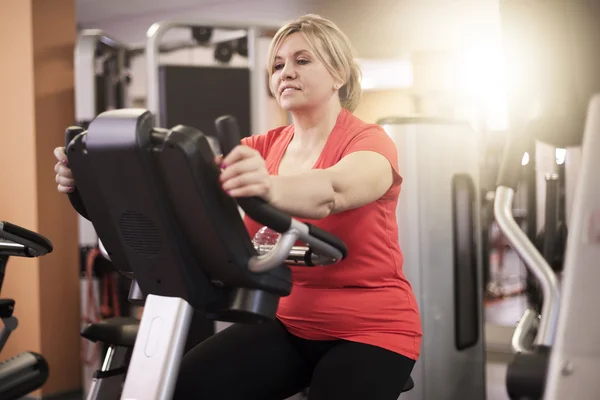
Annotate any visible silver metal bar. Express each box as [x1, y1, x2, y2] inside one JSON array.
[[254, 244, 308, 263], [511, 308, 539, 354], [247, 27, 261, 136], [287, 246, 309, 265], [74, 31, 99, 123], [100, 346, 117, 371], [248, 229, 299, 272], [120, 294, 193, 400], [128, 279, 145, 306], [145, 20, 282, 128], [98, 238, 111, 261], [87, 346, 129, 400], [294, 219, 343, 263], [75, 29, 128, 122], [254, 245, 338, 267], [117, 47, 129, 108], [0, 241, 26, 256], [494, 186, 560, 346]]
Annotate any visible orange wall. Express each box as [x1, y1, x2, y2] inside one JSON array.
[[0, 0, 81, 397], [0, 0, 41, 365]]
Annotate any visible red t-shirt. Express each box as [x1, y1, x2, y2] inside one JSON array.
[[241, 108, 422, 360]]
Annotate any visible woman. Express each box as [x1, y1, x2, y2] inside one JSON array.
[[55, 14, 422, 400]]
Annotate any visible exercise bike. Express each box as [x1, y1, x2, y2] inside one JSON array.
[[65, 109, 414, 399], [80, 239, 351, 400], [0, 221, 53, 399]]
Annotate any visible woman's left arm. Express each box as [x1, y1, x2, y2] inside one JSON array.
[[219, 146, 395, 220], [273, 151, 394, 218]]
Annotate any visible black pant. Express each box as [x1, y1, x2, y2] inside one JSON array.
[[174, 319, 415, 400]]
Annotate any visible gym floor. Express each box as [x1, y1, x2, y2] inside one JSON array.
[[487, 362, 511, 400]]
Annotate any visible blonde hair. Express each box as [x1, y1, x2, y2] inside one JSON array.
[[267, 14, 362, 112]]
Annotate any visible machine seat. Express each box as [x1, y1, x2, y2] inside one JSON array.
[[81, 316, 139, 348], [506, 345, 550, 399], [402, 376, 414, 392]]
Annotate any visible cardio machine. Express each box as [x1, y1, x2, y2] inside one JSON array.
[[0, 221, 53, 399], [63, 109, 414, 399], [494, 94, 600, 399], [494, 0, 600, 398]]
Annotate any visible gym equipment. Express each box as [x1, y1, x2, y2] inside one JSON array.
[[495, 95, 600, 399], [535, 173, 568, 274], [527, 171, 569, 313], [0, 222, 53, 400], [81, 247, 368, 400], [63, 109, 368, 399], [495, 127, 561, 399], [144, 19, 281, 132], [496, 0, 600, 398], [543, 94, 600, 399], [378, 118, 485, 400], [75, 30, 139, 398], [500, 0, 600, 314], [74, 29, 132, 243], [79, 242, 349, 400], [75, 29, 130, 129]]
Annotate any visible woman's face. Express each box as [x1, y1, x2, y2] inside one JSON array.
[[270, 33, 341, 112]]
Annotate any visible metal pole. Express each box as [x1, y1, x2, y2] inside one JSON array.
[[247, 27, 261, 136], [494, 186, 560, 346], [145, 20, 282, 128]]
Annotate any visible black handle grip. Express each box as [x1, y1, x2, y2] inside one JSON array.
[[1, 222, 53, 253], [0, 351, 50, 400], [451, 175, 479, 351], [64, 126, 90, 220], [506, 345, 550, 399], [65, 126, 83, 153], [214, 115, 292, 233], [214, 115, 241, 156], [496, 128, 528, 191], [305, 223, 348, 259], [0, 221, 53, 257]]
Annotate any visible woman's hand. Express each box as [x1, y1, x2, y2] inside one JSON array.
[[218, 145, 273, 201], [54, 147, 75, 193]]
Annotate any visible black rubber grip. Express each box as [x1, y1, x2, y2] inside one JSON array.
[[0, 299, 15, 318], [214, 115, 292, 233], [542, 176, 559, 265], [64, 126, 90, 220], [496, 129, 526, 191], [305, 223, 348, 259], [451, 175, 479, 351], [0, 351, 49, 400], [214, 115, 240, 156], [0, 222, 53, 254], [93, 366, 128, 379], [65, 125, 83, 150], [506, 345, 550, 399]]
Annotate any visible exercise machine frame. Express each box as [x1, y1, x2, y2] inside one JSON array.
[[64, 109, 359, 399], [145, 19, 282, 131]]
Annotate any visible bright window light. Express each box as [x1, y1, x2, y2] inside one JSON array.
[[357, 58, 413, 91], [555, 148, 566, 165]]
